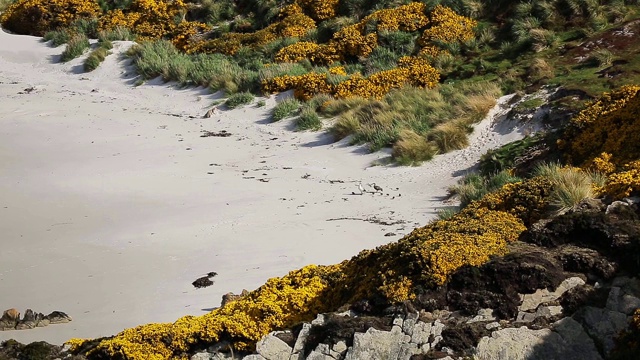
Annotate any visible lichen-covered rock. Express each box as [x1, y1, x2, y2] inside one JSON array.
[[256, 333, 292, 360], [476, 318, 602, 360], [573, 306, 629, 355], [343, 327, 409, 360]]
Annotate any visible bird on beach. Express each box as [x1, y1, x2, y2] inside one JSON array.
[[371, 183, 383, 192], [357, 182, 365, 195], [192, 272, 218, 289]]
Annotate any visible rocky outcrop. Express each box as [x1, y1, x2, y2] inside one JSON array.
[[0, 309, 71, 331]]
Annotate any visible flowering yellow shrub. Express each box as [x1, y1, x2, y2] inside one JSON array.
[[263, 56, 438, 100], [419, 5, 476, 44], [603, 161, 640, 199], [564, 85, 640, 167], [470, 177, 554, 225], [0, 0, 101, 36], [275, 41, 322, 62], [74, 265, 339, 358], [189, 4, 315, 55], [296, 0, 339, 21], [332, 24, 379, 58], [98, 0, 187, 41], [362, 2, 430, 32], [70, 176, 538, 358], [171, 21, 211, 52]]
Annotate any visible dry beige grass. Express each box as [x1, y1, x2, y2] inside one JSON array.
[[392, 130, 437, 165]]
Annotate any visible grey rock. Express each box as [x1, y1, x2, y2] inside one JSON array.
[[515, 311, 536, 323], [393, 315, 404, 328], [606, 201, 629, 214], [16, 309, 48, 330], [468, 308, 497, 323], [476, 320, 602, 360], [575, 306, 629, 354], [519, 277, 585, 311], [402, 312, 419, 336], [335, 310, 357, 318], [486, 322, 501, 331], [624, 196, 640, 205], [312, 314, 326, 326], [397, 343, 419, 360], [256, 333, 292, 360], [344, 327, 407, 360], [410, 321, 432, 345], [0, 308, 20, 330], [242, 356, 267, 360], [333, 341, 348, 355], [46, 311, 72, 324], [290, 323, 312, 360], [535, 305, 563, 319], [305, 350, 334, 360], [191, 353, 213, 360], [606, 279, 640, 315]]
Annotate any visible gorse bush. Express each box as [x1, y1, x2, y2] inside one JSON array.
[[69, 185, 533, 358], [60, 33, 90, 62], [0, 0, 101, 36]]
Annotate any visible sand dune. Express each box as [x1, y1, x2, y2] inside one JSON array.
[[0, 29, 531, 344]]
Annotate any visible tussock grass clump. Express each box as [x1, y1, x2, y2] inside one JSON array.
[[84, 46, 110, 72], [43, 29, 71, 47], [329, 82, 501, 162], [224, 92, 254, 109], [533, 163, 601, 212], [392, 130, 437, 166], [60, 34, 90, 62], [271, 97, 301, 121], [127, 41, 259, 93], [98, 26, 135, 42], [450, 170, 522, 208], [296, 107, 322, 131], [429, 120, 471, 153]]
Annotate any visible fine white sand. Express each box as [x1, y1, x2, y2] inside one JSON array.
[[0, 29, 534, 345]]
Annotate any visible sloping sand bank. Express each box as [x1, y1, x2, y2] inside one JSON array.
[[0, 29, 531, 344]]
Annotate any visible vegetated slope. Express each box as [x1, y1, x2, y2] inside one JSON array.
[[2, 0, 640, 359], [3, 0, 639, 163]]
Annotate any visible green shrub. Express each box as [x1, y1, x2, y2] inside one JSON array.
[[224, 92, 254, 109], [43, 29, 71, 47], [71, 17, 98, 38], [297, 107, 322, 131], [60, 34, 89, 62], [84, 46, 109, 72], [256, 100, 266, 107], [271, 98, 301, 121], [97, 26, 135, 41], [450, 170, 522, 208]]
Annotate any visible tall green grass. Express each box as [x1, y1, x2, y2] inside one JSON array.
[[271, 98, 301, 121], [84, 41, 113, 72], [327, 81, 501, 162], [449, 170, 522, 208], [60, 34, 90, 62], [533, 163, 605, 213]]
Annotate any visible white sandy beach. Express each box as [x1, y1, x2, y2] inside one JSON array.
[[0, 29, 532, 345]]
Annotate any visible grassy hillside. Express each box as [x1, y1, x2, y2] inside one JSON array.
[[2, 1, 640, 359], [6, 0, 639, 164]]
